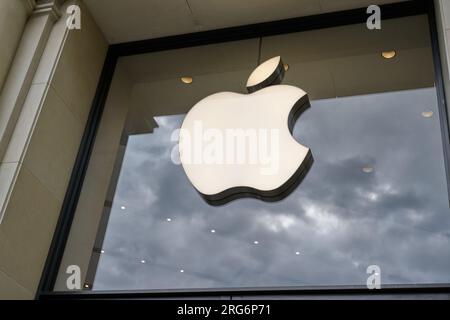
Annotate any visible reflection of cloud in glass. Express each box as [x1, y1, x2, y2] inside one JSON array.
[[93, 88, 450, 290]]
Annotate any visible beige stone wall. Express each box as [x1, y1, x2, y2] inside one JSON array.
[[0, 0, 107, 299], [54, 60, 133, 291], [0, 0, 33, 93]]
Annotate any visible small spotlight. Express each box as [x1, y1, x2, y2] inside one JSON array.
[[166, 218, 172, 222], [84, 284, 90, 289], [181, 76, 193, 84], [295, 251, 300, 255], [100, 250, 105, 254], [120, 206, 126, 210], [180, 269, 185, 273], [381, 50, 396, 59], [253, 241, 259, 245], [140, 259, 146, 264], [422, 110, 433, 118], [210, 229, 216, 233], [362, 165, 374, 173]]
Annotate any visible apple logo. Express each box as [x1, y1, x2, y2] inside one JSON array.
[[178, 56, 313, 205]]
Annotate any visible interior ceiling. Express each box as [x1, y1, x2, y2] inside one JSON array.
[[117, 15, 433, 136], [83, 0, 406, 44]]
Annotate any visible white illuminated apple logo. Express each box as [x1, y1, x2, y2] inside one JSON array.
[[179, 56, 313, 205]]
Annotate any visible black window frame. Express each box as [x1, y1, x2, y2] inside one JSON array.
[[37, 0, 450, 300]]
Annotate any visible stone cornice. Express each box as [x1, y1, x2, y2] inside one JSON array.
[[33, 1, 61, 21], [24, 0, 36, 14]]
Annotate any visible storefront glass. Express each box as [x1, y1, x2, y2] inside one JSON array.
[[54, 14, 450, 291]]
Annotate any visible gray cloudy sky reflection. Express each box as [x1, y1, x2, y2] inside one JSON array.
[[93, 87, 450, 290]]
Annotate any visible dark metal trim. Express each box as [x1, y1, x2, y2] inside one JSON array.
[[39, 284, 450, 300], [37, 0, 449, 299], [427, 0, 450, 205]]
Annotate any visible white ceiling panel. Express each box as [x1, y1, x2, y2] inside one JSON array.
[[83, 0, 198, 43], [319, 0, 402, 13], [186, 0, 322, 30], [83, 0, 407, 44]]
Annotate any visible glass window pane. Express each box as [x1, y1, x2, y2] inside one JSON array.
[[54, 15, 450, 291]]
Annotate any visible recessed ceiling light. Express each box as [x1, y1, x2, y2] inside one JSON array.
[[140, 259, 146, 264], [181, 76, 193, 84], [381, 50, 396, 59], [422, 110, 433, 118], [253, 240, 259, 245], [120, 206, 126, 210], [180, 269, 185, 273], [166, 218, 172, 222], [100, 250, 105, 254], [84, 284, 90, 289], [210, 229, 216, 233], [295, 251, 300, 255], [362, 165, 374, 173], [283, 63, 289, 71]]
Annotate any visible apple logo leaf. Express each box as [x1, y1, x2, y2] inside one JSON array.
[[179, 56, 313, 206]]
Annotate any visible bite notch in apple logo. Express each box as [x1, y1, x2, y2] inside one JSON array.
[[179, 56, 313, 205]]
